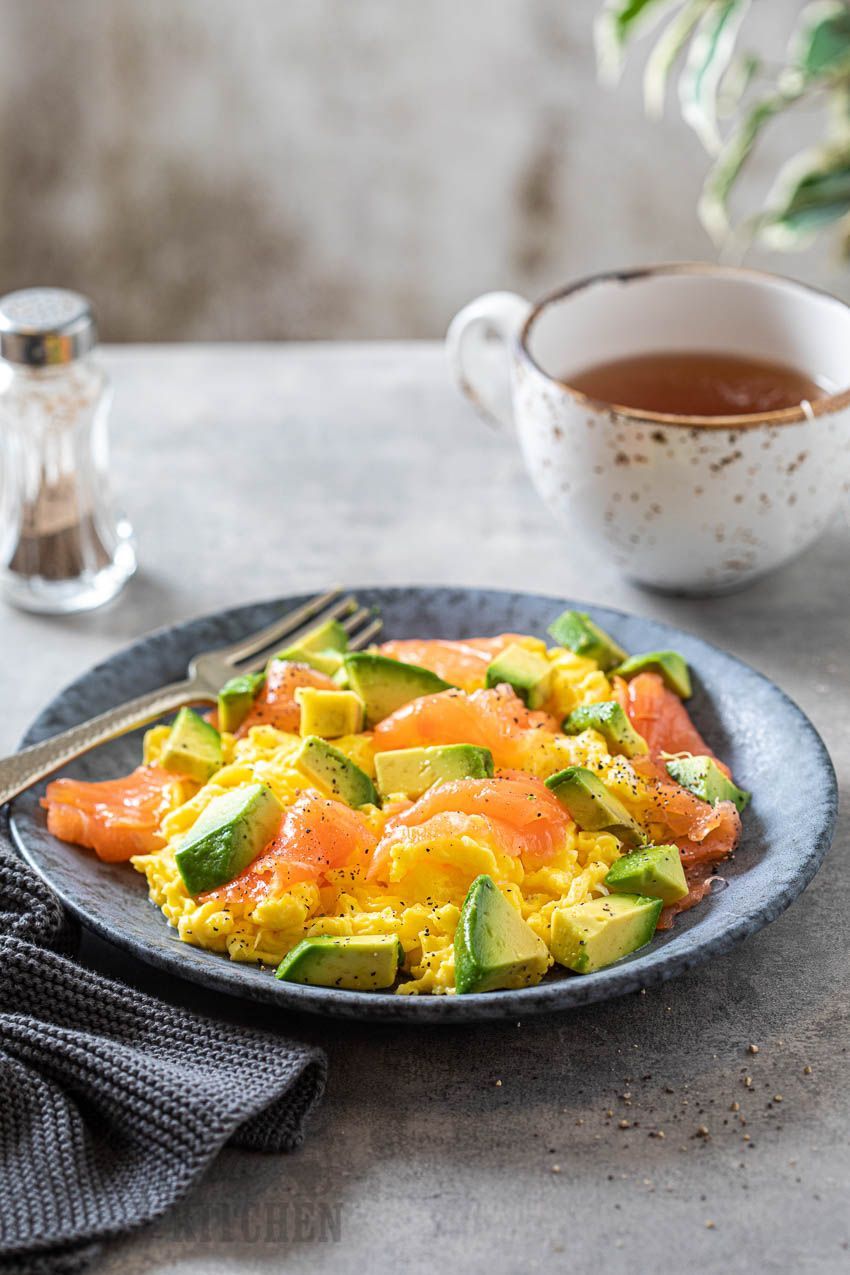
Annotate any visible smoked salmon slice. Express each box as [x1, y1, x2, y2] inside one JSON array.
[[368, 771, 572, 880], [613, 672, 727, 769], [203, 790, 378, 902], [674, 800, 741, 868], [657, 864, 717, 930], [630, 759, 739, 846], [393, 771, 570, 857], [237, 660, 337, 736], [373, 685, 558, 768], [41, 766, 175, 862], [625, 758, 741, 928], [630, 754, 740, 858], [378, 635, 526, 691]]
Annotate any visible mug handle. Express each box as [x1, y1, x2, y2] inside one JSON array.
[[446, 291, 533, 429]]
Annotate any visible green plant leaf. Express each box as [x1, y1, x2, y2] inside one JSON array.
[[829, 82, 850, 143], [594, 0, 850, 256], [789, 1, 850, 84], [644, 0, 711, 116], [759, 146, 850, 248], [699, 91, 796, 241], [596, 0, 677, 82], [679, 0, 751, 153], [717, 50, 760, 117]]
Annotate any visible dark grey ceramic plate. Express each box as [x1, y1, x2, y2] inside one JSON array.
[[10, 587, 837, 1022]]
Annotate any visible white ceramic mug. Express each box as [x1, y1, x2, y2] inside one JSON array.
[[447, 263, 850, 594]]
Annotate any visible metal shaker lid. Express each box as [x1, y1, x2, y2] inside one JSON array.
[[0, 288, 97, 366]]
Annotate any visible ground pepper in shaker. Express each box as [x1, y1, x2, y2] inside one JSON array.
[[0, 288, 136, 613]]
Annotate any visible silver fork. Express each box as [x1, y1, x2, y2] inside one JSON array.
[[0, 587, 383, 807]]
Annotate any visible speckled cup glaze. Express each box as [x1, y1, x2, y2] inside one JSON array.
[[447, 264, 850, 594]]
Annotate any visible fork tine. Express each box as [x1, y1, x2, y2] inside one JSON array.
[[341, 606, 374, 635], [216, 587, 349, 666], [347, 616, 383, 649], [260, 597, 369, 659], [236, 609, 382, 674]]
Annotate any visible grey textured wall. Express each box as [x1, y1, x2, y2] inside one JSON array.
[[0, 0, 841, 341]]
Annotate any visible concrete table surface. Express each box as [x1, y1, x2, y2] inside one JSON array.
[[2, 343, 848, 1274]]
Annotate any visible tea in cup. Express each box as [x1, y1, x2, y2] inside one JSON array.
[[447, 263, 850, 594]]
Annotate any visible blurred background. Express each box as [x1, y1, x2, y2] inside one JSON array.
[[2, 0, 840, 342]]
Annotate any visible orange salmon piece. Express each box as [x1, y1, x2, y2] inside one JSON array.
[[378, 635, 526, 690], [41, 766, 175, 861], [629, 760, 731, 837], [237, 660, 337, 735], [657, 863, 717, 930], [368, 771, 571, 880], [625, 749, 741, 931], [630, 759, 741, 859], [394, 771, 570, 854], [613, 672, 728, 770], [203, 790, 377, 902], [373, 685, 558, 768], [626, 760, 740, 930], [674, 800, 741, 868]]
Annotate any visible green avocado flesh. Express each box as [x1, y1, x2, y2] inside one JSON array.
[[454, 874, 550, 995], [217, 672, 265, 733], [547, 609, 627, 672], [175, 783, 282, 896], [545, 766, 644, 848], [293, 617, 346, 652], [374, 744, 494, 800], [294, 736, 379, 808], [550, 893, 663, 973], [612, 650, 692, 699], [485, 643, 552, 708], [276, 935, 404, 990], [665, 755, 750, 813], [161, 707, 222, 783], [273, 647, 343, 676], [343, 652, 453, 726], [562, 701, 648, 758], [605, 844, 688, 905], [274, 617, 350, 676], [295, 617, 350, 654]]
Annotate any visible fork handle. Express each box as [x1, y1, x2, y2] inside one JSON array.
[[0, 679, 203, 808]]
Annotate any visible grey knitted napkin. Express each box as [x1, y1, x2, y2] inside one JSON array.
[[0, 828, 327, 1275]]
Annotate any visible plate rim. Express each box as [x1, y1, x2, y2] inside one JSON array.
[[10, 585, 839, 1023]]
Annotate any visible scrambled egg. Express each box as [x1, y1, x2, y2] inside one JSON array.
[[133, 646, 628, 994]]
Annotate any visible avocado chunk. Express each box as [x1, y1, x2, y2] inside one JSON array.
[[545, 766, 644, 848], [612, 650, 692, 699], [550, 893, 663, 973], [562, 701, 648, 758], [374, 744, 494, 800], [294, 617, 350, 655], [485, 643, 552, 708], [294, 735, 379, 808], [273, 647, 343, 677], [273, 617, 350, 675], [665, 755, 750, 813], [547, 609, 627, 671], [605, 844, 688, 905], [276, 934, 403, 990], [175, 783, 282, 896], [454, 874, 550, 994], [217, 671, 265, 733], [343, 652, 453, 726], [295, 688, 365, 738], [160, 707, 222, 783]]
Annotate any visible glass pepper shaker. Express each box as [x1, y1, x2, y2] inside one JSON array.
[[0, 288, 136, 613]]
